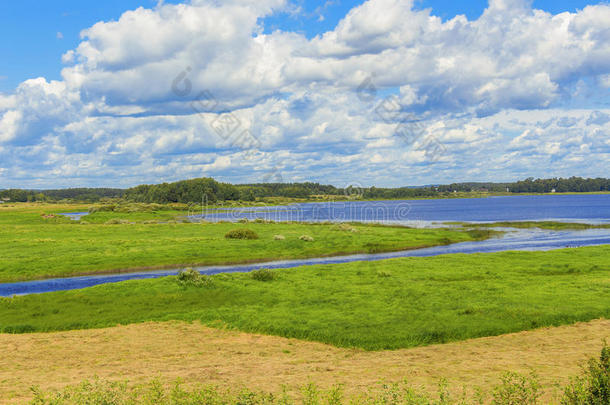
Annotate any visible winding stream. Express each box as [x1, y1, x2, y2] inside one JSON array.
[[2, 226, 609, 297]]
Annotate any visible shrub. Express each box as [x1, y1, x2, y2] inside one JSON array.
[[105, 218, 131, 225], [376, 270, 392, 278], [364, 243, 383, 253], [176, 268, 213, 288], [491, 372, 541, 405], [333, 223, 358, 233], [467, 229, 495, 240], [299, 235, 314, 242], [250, 269, 276, 282], [238, 218, 249, 223], [438, 237, 452, 245], [225, 228, 259, 240], [273, 234, 286, 240], [561, 342, 609, 404]]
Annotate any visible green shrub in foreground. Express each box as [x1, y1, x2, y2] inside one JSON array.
[[562, 341, 609, 404], [224, 228, 259, 240]]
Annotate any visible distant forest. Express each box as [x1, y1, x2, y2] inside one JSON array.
[[1, 177, 609, 203]]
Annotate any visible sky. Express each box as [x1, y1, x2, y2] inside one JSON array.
[[0, 0, 609, 188]]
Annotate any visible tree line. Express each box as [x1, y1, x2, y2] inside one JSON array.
[[1, 177, 608, 203]]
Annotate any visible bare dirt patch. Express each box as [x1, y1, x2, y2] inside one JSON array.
[[1, 319, 608, 403]]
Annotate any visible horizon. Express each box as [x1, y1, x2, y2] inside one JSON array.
[[2, 175, 608, 193], [1, 0, 609, 188]]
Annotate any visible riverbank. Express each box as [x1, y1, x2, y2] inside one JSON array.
[[0, 203, 492, 283], [2, 246, 608, 350]]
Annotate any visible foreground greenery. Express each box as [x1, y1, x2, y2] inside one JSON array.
[[0, 204, 490, 282], [1, 246, 608, 350], [28, 344, 610, 404]]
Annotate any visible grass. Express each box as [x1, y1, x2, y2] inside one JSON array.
[[1, 246, 608, 350], [2, 319, 608, 403], [17, 377, 545, 404], [20, 342, 610, 404], [0, 203, 492, 282]]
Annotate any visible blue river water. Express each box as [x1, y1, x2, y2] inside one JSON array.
[[195, 194, 610, 225], [2, 194, 609, 296]]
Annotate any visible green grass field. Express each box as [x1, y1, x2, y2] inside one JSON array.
[[1, 246, 608, 350], [0, 203, 492, 282]]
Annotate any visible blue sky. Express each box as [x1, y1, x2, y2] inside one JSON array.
[[0, 0, 601, 92], [0, 0, 609, 188]]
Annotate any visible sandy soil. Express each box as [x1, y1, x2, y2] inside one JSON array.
[[1, 319, 608, 403]]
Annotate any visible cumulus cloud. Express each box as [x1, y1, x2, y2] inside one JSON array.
[[0, 0, 609, 187]]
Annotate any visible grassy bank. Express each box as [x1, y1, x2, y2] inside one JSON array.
[[0, 204, 492, 282], [1, 246, 608, 350]]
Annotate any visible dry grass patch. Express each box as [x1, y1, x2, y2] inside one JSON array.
[[0, 319, 608, 403]]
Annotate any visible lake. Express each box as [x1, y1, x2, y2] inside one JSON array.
[[195, 194, 610, 225]]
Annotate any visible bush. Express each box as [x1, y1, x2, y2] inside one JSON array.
[[225, 228, 259, 240], [562, 342, 609, 404], [364, 242, 383, 253], [467, 229, 496, 240], [438, 237, 452, 245], [105, 218, 131, 225], [273, 234, 286, 240], [176, 268, 213, 288], [492, 372, 541, 405], [250, 269, 276, 282], [299, 235, 314, 242], [333, 223, 358, 232]]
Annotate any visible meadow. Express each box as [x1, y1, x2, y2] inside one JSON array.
[[25, 340, 610, 405], [0, 203, 489, 282], [1, 245, 608, 350], [3, 318, 607, 404]]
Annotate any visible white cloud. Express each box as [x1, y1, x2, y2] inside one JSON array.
[[1, 0, 610, 187], [0, 110, 22, 143]]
